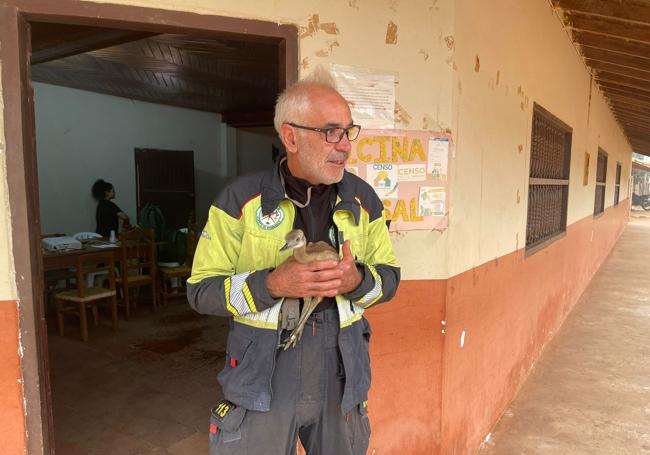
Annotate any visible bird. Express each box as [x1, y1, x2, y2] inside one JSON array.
[[279, 229, 340, 349]]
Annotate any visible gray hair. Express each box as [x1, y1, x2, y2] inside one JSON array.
[[273, 66, 339, 134]]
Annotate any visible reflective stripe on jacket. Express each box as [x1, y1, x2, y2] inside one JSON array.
[[188, 161, 400, 414]]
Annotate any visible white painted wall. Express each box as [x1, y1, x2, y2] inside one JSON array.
[[34, 83, 277, 235], [237, 128, 280, 175], [448, 0, 633, 277]]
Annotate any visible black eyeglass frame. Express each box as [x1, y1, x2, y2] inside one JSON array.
[[286, 122, 362, 143]]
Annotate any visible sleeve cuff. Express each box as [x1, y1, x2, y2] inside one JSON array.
[[343, 263, 373, 302], [245, 268, 280, 312]]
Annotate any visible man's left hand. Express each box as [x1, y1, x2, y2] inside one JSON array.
[[337, 240, 362, 294]]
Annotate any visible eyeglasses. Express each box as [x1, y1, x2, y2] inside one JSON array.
[[286, 122, 361, 143]]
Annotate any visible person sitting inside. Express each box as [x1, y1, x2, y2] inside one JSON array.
[[91, 179, 130, 238]]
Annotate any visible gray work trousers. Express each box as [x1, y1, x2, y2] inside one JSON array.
[[209, 308, 371, 455]]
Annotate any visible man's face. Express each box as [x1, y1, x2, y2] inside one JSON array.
[[289, 88, 353, 185]]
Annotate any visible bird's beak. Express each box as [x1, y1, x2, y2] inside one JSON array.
[[279, 241, 292, 252]]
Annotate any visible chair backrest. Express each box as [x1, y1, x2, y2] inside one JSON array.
[[185, 223, 200, 266], [71, 251, 116, 298], [118, 227, 156, 280]]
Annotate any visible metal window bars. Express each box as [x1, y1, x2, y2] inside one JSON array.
[[614, 162, 621, 206], [594, 149, 607, 216], [526, 104, 572, 250]]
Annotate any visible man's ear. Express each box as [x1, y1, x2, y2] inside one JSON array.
[[280, 123, 298, 155]]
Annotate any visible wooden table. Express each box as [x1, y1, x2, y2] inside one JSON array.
[[42, 244, 119, 272]]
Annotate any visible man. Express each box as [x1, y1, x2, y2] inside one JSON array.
[[188, 67, 400, 455]]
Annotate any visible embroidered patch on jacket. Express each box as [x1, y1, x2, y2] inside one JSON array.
[[256, 207, 285, 230]]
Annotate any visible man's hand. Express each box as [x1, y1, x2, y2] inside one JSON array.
[[337, 240, 362, 294], [266, 256, 342, 299]]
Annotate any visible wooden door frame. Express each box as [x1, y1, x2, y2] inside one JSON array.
[[0, 1, 297, 453]]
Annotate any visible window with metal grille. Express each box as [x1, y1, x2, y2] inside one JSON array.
[[525, 104, 572, 251], [594, 149, 607, 216], [614, 162, 621, 206]]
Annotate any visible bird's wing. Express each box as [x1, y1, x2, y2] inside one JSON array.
[[305, 242, 340, 261]]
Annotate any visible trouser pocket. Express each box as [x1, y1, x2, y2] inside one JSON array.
[[209, 400, 246, 454], [346, 401, 371, 455]]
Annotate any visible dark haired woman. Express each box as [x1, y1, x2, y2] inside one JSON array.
[[91, 179, 130, 237]]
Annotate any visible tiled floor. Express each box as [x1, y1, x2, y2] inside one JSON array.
[[49, 299, 229, 454]]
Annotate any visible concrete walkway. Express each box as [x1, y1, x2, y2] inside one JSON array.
[[479, 217, 650, 455]]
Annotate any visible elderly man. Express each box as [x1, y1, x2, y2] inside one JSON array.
[[188, 67, 400, 455]]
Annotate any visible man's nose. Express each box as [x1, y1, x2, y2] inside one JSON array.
[[335, 134, 352, 151]]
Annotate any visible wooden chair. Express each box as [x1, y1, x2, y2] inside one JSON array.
[[117, 227, 157, 319], [159, 224, 199, 306], [55, 251, 117, 341], [42, 233, 76, 316]]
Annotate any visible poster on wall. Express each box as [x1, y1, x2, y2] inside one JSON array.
[[346, 130, 451, 231]]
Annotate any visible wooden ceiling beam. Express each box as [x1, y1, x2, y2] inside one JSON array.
[[600, 82, 650, 100], [616, 116, 650, 129], [565, 11, 650, 44], [31, 65, 255, 108], [612, 101, 650, 116], [629, 141, 650, 155], [30, 23, 156, 65], [615, 115, 650, 130], [601, 84, 650, 102], [596, 71, 650, 93], [606, 94, 650, 111], [582, 47, 650, 73], [88, 47, 276, 91], [554, 0, 650, 25], [614, 105, 650, 119], [30, 30, 280, 116], [589, 60, 650, 82], [151, 35, 279, 64], [628, 134, 650, 145], [572, 30, 650, 59], [221, 110, 275, 127]]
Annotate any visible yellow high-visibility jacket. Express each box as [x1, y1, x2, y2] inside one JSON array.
[[188, 161, 400, 414]]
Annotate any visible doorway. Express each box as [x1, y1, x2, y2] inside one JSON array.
[[1, 2, 297, 453]]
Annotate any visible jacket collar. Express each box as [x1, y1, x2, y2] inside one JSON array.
[[260, 158, 361, 225]]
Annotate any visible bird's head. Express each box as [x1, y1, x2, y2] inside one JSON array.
[[280, 229, 306, 252]]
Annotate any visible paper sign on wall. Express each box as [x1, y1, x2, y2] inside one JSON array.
[[331, 64, 396, 130]]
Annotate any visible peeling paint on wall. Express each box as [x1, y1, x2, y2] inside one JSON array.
[[444, 35, 455, 51], [389, 0, 398, 13], [474, 55, 480, 72], [301, 57, 310, 70], [299, 14, 339, 39], [385, 21, 398, 44], [419, 49, 430, 61], [348, 0, 360, 10], [496, 70, 500, 86], [315, 40, 340, 57], [394, 102, 412, 127], [320, 22, 339, 35]]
